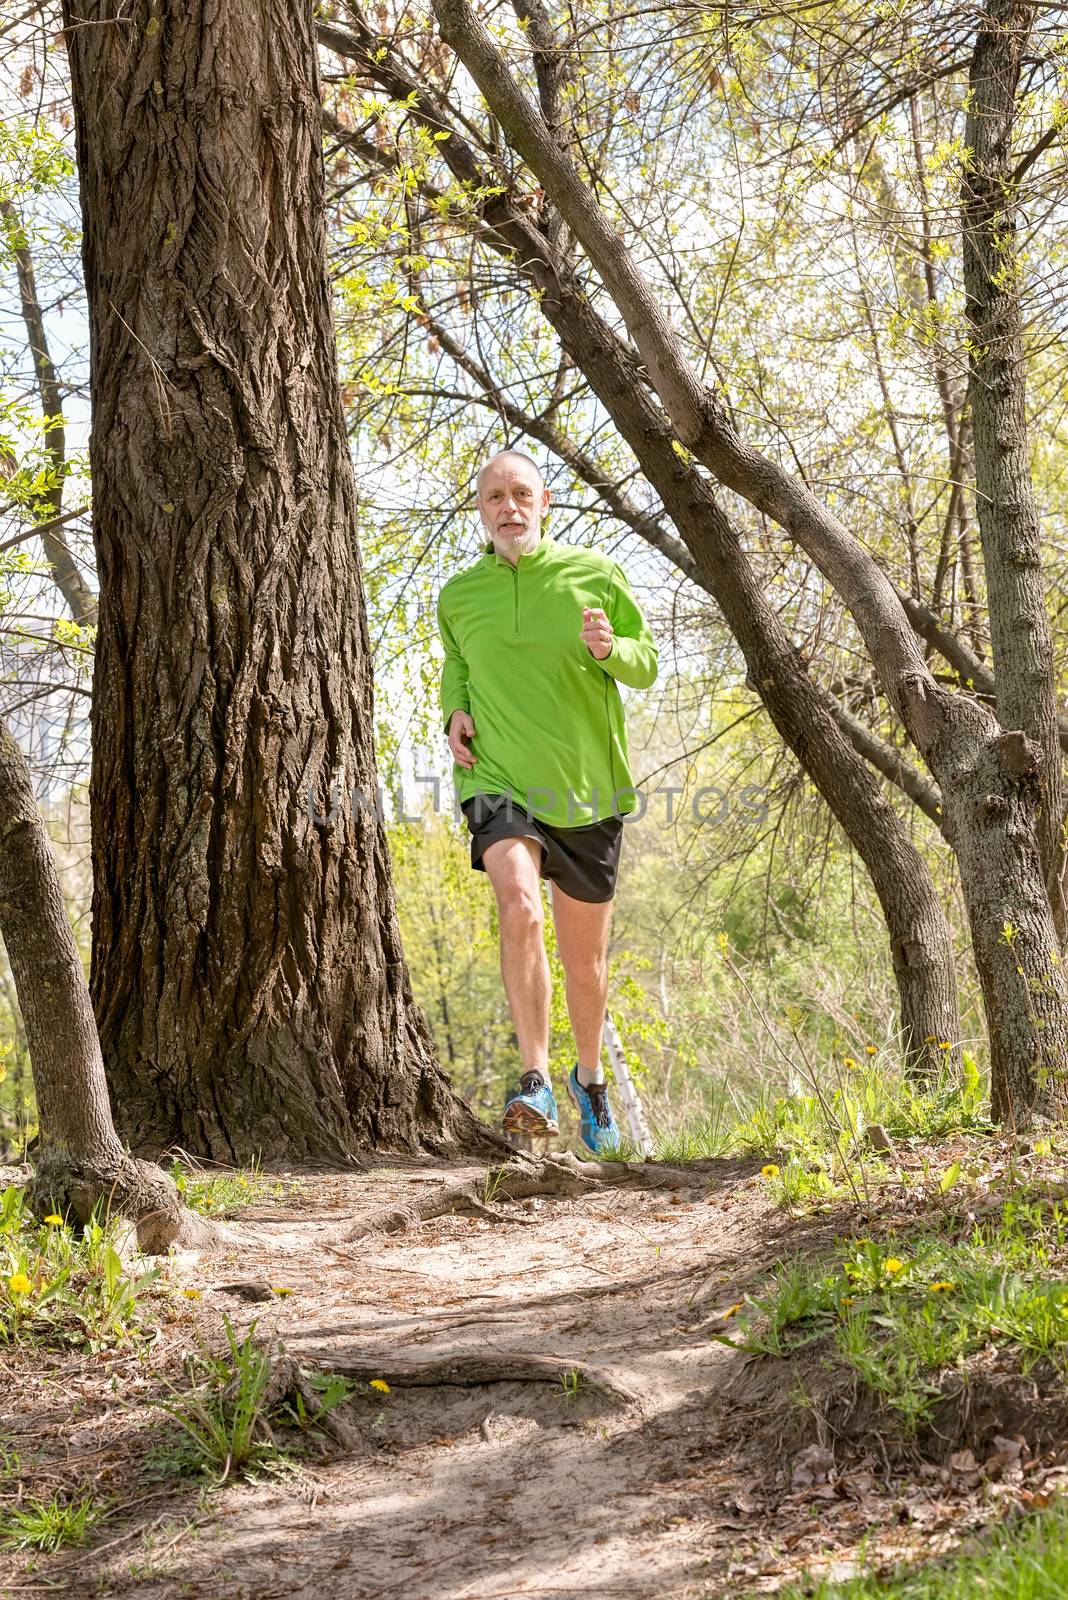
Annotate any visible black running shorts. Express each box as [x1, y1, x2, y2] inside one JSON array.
[[461, 793, 624, 904]]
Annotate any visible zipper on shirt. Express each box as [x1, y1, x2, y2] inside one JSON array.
[[604, 673, 616, 801], [512, 561, 520, 636]]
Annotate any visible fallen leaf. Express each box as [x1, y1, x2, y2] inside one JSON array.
[[792, 1444, 835, 1487]]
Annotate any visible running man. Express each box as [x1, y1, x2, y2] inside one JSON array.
[[436, 451, 658, 1153]]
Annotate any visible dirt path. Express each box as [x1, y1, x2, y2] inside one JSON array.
[[3, 1159, 1028, 1599]]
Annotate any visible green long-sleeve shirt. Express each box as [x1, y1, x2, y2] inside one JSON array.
[[437, 536, 658, 827]]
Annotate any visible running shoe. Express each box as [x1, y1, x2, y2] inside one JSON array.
[[503, 1072, 559, 1136], [567, 1066, 621, 1155]]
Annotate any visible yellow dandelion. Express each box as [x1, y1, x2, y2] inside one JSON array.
[[761, 1163, 780, 1179], [271, 1286, 294, 1297], [8, 1272, 31, 1295], [884, 1258, 904, 1276], [924, 1035, 936, 1043], [841, 1295, 856, 1306], [43, 1214, 64, 1226], [369, 1378, 391, 1394], [843, 1057, 858, 1071], [865, 1045, 877, 1056], [929, 1281, 955, 1293], [938, 1041, 952, 1051], [182, 1287, 202, 1299]]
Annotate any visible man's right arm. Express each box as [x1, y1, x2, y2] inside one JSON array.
[[437, 591, 477, 769], [437, 589, 470, 732]]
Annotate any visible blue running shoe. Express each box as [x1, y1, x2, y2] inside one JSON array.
[[567, 1067, 621, 1155], [503, 1072, 559, 1136]]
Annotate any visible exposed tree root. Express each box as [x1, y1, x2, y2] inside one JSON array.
[[29, 1150, 222, 1253], [345, 1152, 686, 1240], [300, 1347, 641, 1409]]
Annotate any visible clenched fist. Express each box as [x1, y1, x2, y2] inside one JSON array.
[[447, 708, 477, 769], [581, 606, 614, 661]]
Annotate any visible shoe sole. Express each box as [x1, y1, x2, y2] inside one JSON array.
[[502, 1100, 559, 1136]]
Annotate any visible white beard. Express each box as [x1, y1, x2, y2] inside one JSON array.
[[491, 527, 541, 561]]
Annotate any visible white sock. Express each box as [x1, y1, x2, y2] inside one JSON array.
[[576, 1063, 605, 1088]]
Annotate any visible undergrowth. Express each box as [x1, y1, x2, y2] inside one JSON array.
[[719, 1197, 1068, 1432], [166, 1156, 293, 1218], [1, 1490, 104, 1552], [764, 1497, 1068, 1598], [652, 1056, 984, 1171], [151, 1317, 371, 1485], [0, 1186, 160, 1349], [651, 1054, 989, 1210]]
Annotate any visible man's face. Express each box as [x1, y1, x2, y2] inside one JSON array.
[[476, 457, 550, 552]]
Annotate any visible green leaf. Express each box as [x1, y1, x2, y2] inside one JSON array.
[[938, 1162, 961, 1194]]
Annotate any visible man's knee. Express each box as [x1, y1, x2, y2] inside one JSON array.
[[499, 884, 544, 938], [563, 948, 608, 988]]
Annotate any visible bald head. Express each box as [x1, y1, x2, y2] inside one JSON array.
[[476, 449, 544, 495], [476, 450, 550, 565]]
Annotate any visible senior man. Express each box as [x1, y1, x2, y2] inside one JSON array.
[[436, 450, 657, 1153]]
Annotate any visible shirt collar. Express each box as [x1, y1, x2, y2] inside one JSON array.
[[482, 534, 555, 568]]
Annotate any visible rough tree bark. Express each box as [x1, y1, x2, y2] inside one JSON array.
[[62, 0, 485, 1161], [0, 720, 209, 1248], [961, 0, 1064, 936], [322, 19, 962, 1075], [428, 0, 1068, 1123]]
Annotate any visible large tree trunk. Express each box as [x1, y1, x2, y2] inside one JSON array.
[[961, 0, 1064, 935], [62, 0, 481, 1161], [0, 721, 207, 1249], [428, 0, 1068, 1123], [323, 20, 962, 1074]]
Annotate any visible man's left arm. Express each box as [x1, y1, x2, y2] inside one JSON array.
[[587, 564, 658, 689]]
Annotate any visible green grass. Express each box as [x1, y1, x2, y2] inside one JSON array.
[[655, 1057, 987, 1160], [154, 1315, 286, 1484], [718, 1199, 1068, 1431], [648, 1056, 990, 1209], [652, 1089, 736, 1162], [0, 1186, 160, 1349], [166, 1156, 292, 1218], [1, 1491, 104, 1551], [152, 1318, 359, 1486], [559, 1367, 584, 1407], [764, 1499, 1068, 1597]]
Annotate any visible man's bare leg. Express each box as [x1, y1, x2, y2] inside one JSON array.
[[481, 835, 551, 1077], [551, 883, 613, 1080]]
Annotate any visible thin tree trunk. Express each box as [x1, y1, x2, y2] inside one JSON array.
[[961, 0, 1063, 934], [62, 0, 486, 1161], [429, 0, 1068, 1122], [0, 200, 97, 627], [0, 721, 208, 1247]]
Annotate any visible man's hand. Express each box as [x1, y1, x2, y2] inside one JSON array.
[[447, 709, 477, 769], [581, 607, 614, 661]]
